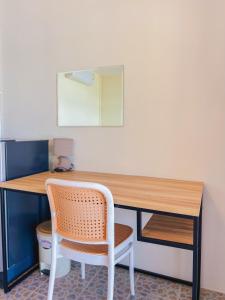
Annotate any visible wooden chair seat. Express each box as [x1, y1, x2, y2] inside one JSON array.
[[60, 223, 133, 255]]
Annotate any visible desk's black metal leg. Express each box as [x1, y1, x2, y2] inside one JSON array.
[[192, 205, 202, 300], [136, 210, 142, 240], [192, 217, 199, 300], [0, 189, 10, 293], [197, 204, 202, 299]]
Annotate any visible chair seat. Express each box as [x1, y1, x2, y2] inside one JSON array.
[[60, 223, 133, 255]]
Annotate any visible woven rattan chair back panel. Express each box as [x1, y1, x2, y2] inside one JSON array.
[[48, 184, 107, 243]]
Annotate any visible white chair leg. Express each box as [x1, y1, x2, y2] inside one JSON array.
[[48, 242, 57, 300], [81, 262, 85, 279], [107, 263, 115, 300], [129, 245, 135, 296]]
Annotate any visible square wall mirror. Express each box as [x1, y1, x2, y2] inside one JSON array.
[[57, 65, 124, 126]]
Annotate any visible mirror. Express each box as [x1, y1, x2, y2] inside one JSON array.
[[57, 65, 123, 126]]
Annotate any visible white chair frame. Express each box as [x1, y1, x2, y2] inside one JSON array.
[[46, 178, 135, 300]]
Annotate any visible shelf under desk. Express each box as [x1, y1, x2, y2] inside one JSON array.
[[142, 214, 194, 246]]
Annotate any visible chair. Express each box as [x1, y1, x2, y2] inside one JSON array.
[[45, 178, 135, 300]]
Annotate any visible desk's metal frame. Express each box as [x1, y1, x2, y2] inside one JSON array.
[[0, 189, 202, 300], [116, 203, 202, 300]]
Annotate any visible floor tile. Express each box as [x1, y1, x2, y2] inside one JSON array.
[[0, 286, 33, 300], [179, 285, 225, 300], [26, 291, 47, 300], [0, 265, 225, 300], [38, 263, 100, 299], [17, 270, 48, 293], [179, 285, 192, 300], [201, 288, 225, 300], [135, 273, 180, 300], [77, 266, 137, 300]]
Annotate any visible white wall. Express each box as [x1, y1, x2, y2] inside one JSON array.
[[2, 0, 225, 293], [0, 0, 3, 138]]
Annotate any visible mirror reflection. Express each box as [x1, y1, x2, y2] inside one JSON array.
[[57, 65, 123, 126]]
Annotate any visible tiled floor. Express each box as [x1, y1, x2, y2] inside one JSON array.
[[0, 263, 224, 300]]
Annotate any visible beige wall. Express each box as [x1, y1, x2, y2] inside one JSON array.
[[2, 0, 225, 293]]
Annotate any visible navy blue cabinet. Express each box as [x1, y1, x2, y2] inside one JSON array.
[[5, 191, 50, 282], [6, 191, 40, 282], [0, 140, 50, 291]]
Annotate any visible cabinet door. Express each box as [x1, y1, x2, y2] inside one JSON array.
[[5, 190, 41, 282]]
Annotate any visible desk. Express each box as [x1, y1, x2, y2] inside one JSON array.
[[0, 170, 203, 300]]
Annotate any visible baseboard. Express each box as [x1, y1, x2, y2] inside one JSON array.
[[116, 263, 192, 286]]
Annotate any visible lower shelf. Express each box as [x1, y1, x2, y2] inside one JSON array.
[[142, 214, 194, 246]]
